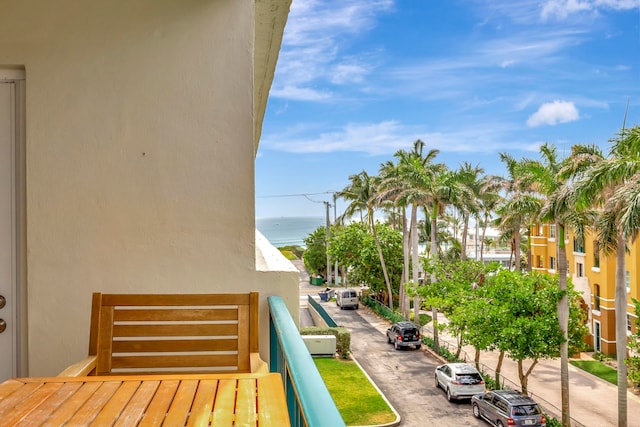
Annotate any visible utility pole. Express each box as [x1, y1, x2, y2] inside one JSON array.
[[325, 201, 331, 286], [333, 193, 339, 286]]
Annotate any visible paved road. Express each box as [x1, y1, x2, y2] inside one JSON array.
[[323, 301, 485, 426]]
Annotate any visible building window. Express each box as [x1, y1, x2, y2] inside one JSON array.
[[628, 315, 633, 333], [537, 255, 543, 268], [573, 236, 585, 253], [576, 262, 584, 277], [549, 225, 556, 239], [537, 223, 543, 236], [593, 241, 600, 268], [594, 284, 600, 311], [550, 256, 556, 270], [626, 271, 631, 293]]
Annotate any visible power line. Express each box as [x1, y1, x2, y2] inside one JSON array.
[[257, 191, 338, 205], [257, 191, 335, 198]]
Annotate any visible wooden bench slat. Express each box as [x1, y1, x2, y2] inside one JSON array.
[[112, 339, 238, 353], [0, 382, 64, 425], [102, 293, 251, 306], [258, 375, 291, 426], [40, 382, 102, 426], [235, 378, 258, 426], [113, 308, 239, 322], [19, 382, 83, 425], [136, 379, 179, 427], [65, 381, 121, 425], [0, 382, 41, 418], [111, 354, 239, 370], [163, 379, 199, 426], [92, 380, 141, 425], [113, 380, 160, 427], [211, 379, 236, 427], [186, 379, 218, 426], [113, 323, 239, 337]]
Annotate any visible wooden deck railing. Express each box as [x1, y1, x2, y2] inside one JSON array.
[[268, 296, 345, 427]]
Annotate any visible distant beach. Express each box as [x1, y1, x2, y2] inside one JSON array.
[[256, 217, 325, 248]]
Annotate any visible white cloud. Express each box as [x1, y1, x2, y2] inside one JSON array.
[[269, 86, 333, 102], [526, 100, 580, 127], [262, 120, 532, 156], [270, 0, 393, 101], [541, 0, 640, 20]]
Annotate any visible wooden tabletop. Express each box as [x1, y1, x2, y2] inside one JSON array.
[[0, 372, 290, 426]]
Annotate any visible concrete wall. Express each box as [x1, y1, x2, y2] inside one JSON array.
[[0, 0, 297, 375]]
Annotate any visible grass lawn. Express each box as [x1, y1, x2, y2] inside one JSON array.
[[570, 360, 618, 385], [314, 357, 396, 426]]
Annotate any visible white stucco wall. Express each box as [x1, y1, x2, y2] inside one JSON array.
[[0, 0, 296, 375]]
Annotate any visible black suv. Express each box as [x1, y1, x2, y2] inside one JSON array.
[[386, 321, 421, 350], [472, 390, 546, 426]]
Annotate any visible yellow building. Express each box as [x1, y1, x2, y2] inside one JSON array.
[[530, 223, 639, 355]]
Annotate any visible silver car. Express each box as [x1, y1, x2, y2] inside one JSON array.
[[472, 390, 546, 427], [435, 363, 486, 401]]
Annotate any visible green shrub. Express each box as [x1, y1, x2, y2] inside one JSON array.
[[545, 416, 562, 427], [301, 326, 351, 359], [625, 356, 640, 389], [481, 373, 499, 391], [593, 351, 613, 362]]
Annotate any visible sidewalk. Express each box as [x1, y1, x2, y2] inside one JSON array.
[[423, 314, 640, 427]]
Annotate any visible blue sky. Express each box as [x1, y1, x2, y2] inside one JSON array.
[[255, 0, 640, 219]]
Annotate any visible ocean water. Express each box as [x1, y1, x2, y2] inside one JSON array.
[[256, 217, 325, 247]]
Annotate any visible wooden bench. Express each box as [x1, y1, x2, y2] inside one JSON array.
[[59, 292, 268, 376]]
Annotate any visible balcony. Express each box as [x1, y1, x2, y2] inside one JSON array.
[[268, 296, 346, 427]]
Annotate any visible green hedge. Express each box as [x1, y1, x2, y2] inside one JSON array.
[[301, 326, 351, 359]]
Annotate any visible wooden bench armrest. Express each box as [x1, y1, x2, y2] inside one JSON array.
[[251, 352, 269, 374], [58, 356, 97, 377]]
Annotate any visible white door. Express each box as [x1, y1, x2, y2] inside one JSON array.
[[0, 77, 21, 381]]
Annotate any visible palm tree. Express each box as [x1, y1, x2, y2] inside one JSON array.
[[337, 171, 395, 310], [476, 175, 504, 262], [422, 165, 472, 350], [455, 162, 484, 260], [378, 159, 410, 318], [497, 153, 540, 270], [519, 143, 592, 427], [386, 140, 441, 322], [570, 125, 640, 427]]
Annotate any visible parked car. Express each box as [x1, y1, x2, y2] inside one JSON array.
[[386, 321, 421, 350], [472, 390, 546, 427], [336, 288, 359, 310], [434, 363, 486, 401]]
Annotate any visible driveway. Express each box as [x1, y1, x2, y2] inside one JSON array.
[[323, 302, 484, 427]]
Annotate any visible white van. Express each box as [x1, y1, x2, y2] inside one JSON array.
[[336, 288, 359, 310]]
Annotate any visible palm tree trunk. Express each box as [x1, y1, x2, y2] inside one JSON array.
[[401, 209, 410, 318], [430, 207, 439, 352], [480, 216, 489, 262], [461, 212, 469, 260], [557, 224, 571, 427], [514, 231, 521, 271], [370, 215, 394, 311], [411, 204, 420, 323], [615, 233, 628, 427]]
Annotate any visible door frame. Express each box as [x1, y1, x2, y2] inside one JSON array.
[[0, 68, 26, 378]]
